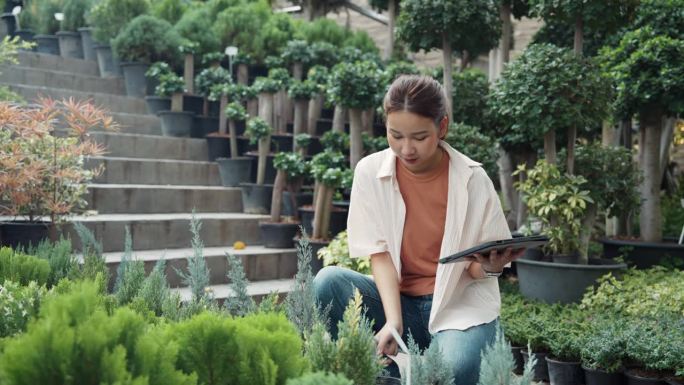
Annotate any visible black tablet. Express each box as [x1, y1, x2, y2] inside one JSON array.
[[438, 235, 549, 264]]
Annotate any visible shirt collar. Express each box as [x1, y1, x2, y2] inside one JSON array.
[[375, 141, 481, 179]]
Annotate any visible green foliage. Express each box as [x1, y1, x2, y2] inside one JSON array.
[[210, 83, 251, 102], [286, 372, 352, 385], [173, 7, 221, 58], [320, 131, 349, 153], [543, 305, 586, 361], [344, 31, 380, 55], [274, 152, 308, 181], [632, 0, 684, 40], [0, 281, 45, 338], [305, 290, 384, 385], [309, 42, 338, 68], [309, 151, 347, 183], [500, 292, 537, 347], [61, 0, 93, 31], [579, 315, 627, 373], [28, 237, 77, 287], [600, 27, 684, 119], [529, 0, 638, 39], [178, 38, 199, 55], [18, 0, 39, 31], [150, 0, 188, 24], [0, 85, 23, 103], [224, 253, 256, 317], [202, 51, 224, 66], [307, 65, 329, 88], [174, 213, 211, 304], [382, 61, 420, 87], [245, 117, 273, 145], [132, 259, 170, 317], [362, 132, 388, 155], [319, 230, 371, 275], [662, 178, 684, 237], [286, 235, 326, 337], [260, 13, 299, 63], [283, 39, 313, 66], [514, 160, 593, 255], [253, 76, 281, 94], [444, 123, 499, 180], [488, 43, 611, 150], [195, 66, 232, 97], [265, 55, 285, 70], [531, 17, 621, 57], [269, 67, 292, 90], [145, 61, 173, 80], [214, 2, 271, 63], [35, 0, 62, 35], [87, 0, 150, 43], [114, 227, 146, 306], [111, 15, 183, 65], [299, 18, 348, 47], [402, 335, 453, 385], [452, 69, 488, 127], [155, 72, 185, 97], [295, 133, 312, 149], [397, 0, 501, 57], [477, 328, 537, 385], [225, 101, 248, 121], [288, 80, 318, 100], [72, 222, 108, 285], [0, 247, 50, 286], [624, 315, 684, 372], [327, 61, 383, 110]]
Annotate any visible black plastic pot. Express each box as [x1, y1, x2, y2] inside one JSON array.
[[259, 222, 300, 248], [583, 365, 626, 385], [666, 379, 684, 385], [207, 100, 220, 117], [207, 136, 230, 161], [625, 370, 667, 385], [0, 221, 51, 249], [306, 238, 329, 273], [15, 29, 35, 45], [246, 153, 276, 185], [120, 62, 149, 97], [511, 346, 525, 375], [240, 183, 273, 214], [35, 34, 59, 55], [158, 111, 194, 137], [94, 44, 121, 77], [315, 119, 333, 136], [600, 238, 684, 269], [298, 206, 348, 240], [546, 356, 585, 385], [282, 191, 313, 217], [216, 157, 253, 187], [183, 95, 204, 116], [376, 376, 401, 385], [77, 27, 96, 61], [1, 13, 16, 37], [271, 133, 293, 152], [56, 31, 82, 59], [521, 350, 549, 382], [192, 115, 218, 138], [145, 96, 171, 115]]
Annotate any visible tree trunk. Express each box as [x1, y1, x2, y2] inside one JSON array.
[[459, 50, 470, 71], [574, 16, 584, 55], [275, 90, 289, 134], [184, 54, 194, 94], [313, 185, 333, 240], [293, 99, 308, 151], [544, 129, 557, 165], [384, 0, 397, 60], [228, 120, 239, 158], [237, 64, 249, 85], [578, 204, 597, 264], [659, 117, 676, 184], [488, 49, 498, 83], [332, 105, 346, 133], [258, 92, 274, 128], [350, 108, 364, 170], [270, 169, 286, 223], [247, 99, 258, 118], [362, 108, 374, 134], [500, 3, 512, 65], [219, 94, 228, 135], [497, 147, 518, 229], [442, 33, 453, 123], [622, 119, 632, 149], [567, 124, 576, 174], [312, 182, 320, 215], [293, 62, 304, 81], [639, 107, 663, 242], [171, 92, 183, 112], [308, 93, 324, 136], [257, 136, 270, 185], [603, 120, 619, 237]]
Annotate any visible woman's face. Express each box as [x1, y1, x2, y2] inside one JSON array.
[[386, 110, 448, 173]]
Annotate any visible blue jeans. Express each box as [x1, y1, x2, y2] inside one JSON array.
[[313, 266, 498, 385]]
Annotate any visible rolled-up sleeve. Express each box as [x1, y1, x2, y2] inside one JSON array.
[[347, 164, 388, 258]]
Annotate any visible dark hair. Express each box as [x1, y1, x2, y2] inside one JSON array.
[[383, 75, 448, 125]]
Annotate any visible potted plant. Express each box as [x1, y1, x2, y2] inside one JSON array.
[[176, 41, 205, 116], [234, 52, 252, 85], [259, 152, 308, 248], [253, 76, 279, 129], [0, 98, 116, 249], [15, 0, 38, 45], [268, 67, 292, 135], [544, 306, 587, 385], [327, 60, 383, 169], [206, 82, 250, 160], [580, 315, 627, 385], [87, 0, 149, 77], [193, 66, 231, 136], [624, 316, 682, 385], [240, 117, 273, 214], [144, 62, 173, 113], [282, 39, 312, 81], [57, 0, 92, 59], [289, 80, 318, 151], [202, 51, 224, 69], [500, 292, 534, 375], [156, 72, 194, 137], [33, 0, 62, 55], [111, 15, 182, 98], [306, 65, 329, 137], [215, 101, 252, 187], [519, 308, 552, 383]]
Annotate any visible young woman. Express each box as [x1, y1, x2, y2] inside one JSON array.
[[313, 75, 523, 384]]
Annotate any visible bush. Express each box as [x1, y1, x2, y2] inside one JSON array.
[[87, 0, 150, 43], [150, 0, 188, 24], [245, 117, 273, 145], [320, 131, 349, 153], [195, 66, 232, 97], [282, 39, 312, 67], [28, 237, 77, 287], [155, 72, 185, 97], [61, 0, 93, 31], [172, 7, 221, 58], [288, 80, 318, 100], [310, 42, 339, 68], [0, 281, 46, 338], [111, 15, 183, 66], [35, 0, 62, 35], [452, 69, 489, 127], [327, 61, 383, 110], [579, 315, 627, 373], [214, 2, 271, 62], [0, 247, 50, 286], [444, 123, 499, 180], [287, 372, 352, 385], [477, 328, 537, 385], [319, 231, 371, 275], [624, 315, 684, 373], [299, 18, 350, 47]]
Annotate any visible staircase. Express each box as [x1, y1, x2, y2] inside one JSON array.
[[2, 51, 297, 301]]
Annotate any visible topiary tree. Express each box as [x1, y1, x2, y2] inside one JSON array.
[[150, 0, 188, 25], [289, 80, 319, 150], [172, 7, 221, 59], [225, 101, 249, 159], [269, 67, 293, 134], [86, 0, 149, 44], [308, 151, 347, 241], [111, 15, 183, 66], [253, 77, 280, 128], [327, 61, 383, 169], [245, 117, 274, 185], [309, 41, 339, 68], [397, 0, 501, 122], [214, 2, 271, 62], [61, 0, 93, 32], [451, 69, 489, 127], [271, 152, 308, 223], [494, 0, 531, 75], [195, 66, 232, 115], [600, 28, 684, 242], [282, 40, 313, 80], [306, 65, 329, 137], [444, 123, 499, 181]]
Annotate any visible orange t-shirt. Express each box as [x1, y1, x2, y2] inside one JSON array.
[[396, 150, 450, 296]]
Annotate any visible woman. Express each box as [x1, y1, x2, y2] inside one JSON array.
[[313, 75, 523, 384]]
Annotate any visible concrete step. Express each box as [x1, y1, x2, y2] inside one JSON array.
[[173, 278, 296, 302], [4, 83, 147, 114], [88, 156, 220, 186], [89, 131, 208, 161], [109, 112, 161, 136], [17, 51, 100, 77], [104, 246, 298, 287], [52, 212, 269, 252], [1, 66, 125, 95], [86, 184, 242, 214]]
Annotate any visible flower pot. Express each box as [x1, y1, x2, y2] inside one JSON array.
[[307, 136, 324, 154], [600, 238, 684, 269], [246, 152, 276, 185], [666, 379, 684, 385], [282, 191, 313, 217], [15, 29, 35, 46], [120, 62, 149, 97], [240, 182, 273, 214], [56, 31, 83, 59], [192, 115, 218, 138], [207, 100, 220, 117], [552, 253, 581, 264], [207, 136, 230, 161], [515, 258, 627, 304], [216, 157, 253, 187], [1, 13, 17, 38], [298, 206, 348, 240], [145, 96, 171, 115], [259, 222, 300, 248], [77, 27, 96, 61], [158, 110, 194, 137], [94, 44, 122, 77], [183, 94, 204, 116], [521, 350, 549, 382], [546, 356, 585, 385], [376, 376, 401, 385], [0, 221, 51, 249], [511, 346, 525, 375], [583, 365, 626, 385], [234, 120, 247, 136], [625, 370, 667, 385], [35, 34, 60, 55], [271, 133, 293, 152]]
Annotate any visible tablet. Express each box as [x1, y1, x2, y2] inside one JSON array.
[[438, 235, 549, 264]]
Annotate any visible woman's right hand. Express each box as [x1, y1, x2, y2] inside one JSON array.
[[374, 322, 403, 356]]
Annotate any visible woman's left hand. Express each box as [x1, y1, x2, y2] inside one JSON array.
[[465, 247, 526, 272]]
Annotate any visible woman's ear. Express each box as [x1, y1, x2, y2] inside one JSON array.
[[439, 116, 449, 140]]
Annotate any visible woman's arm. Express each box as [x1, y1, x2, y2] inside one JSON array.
[[371, 251, 402, 355]]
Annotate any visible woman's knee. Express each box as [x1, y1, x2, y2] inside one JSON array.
[[313, 266, 346, 298]]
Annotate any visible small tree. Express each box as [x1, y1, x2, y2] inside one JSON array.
[[253, 77, 280, 128], [225, 102, 249, 159], [309, 151, 347, 241], [271, 152, 308, 223], [269, 67, 293, 134], [195, 66, 232, 115], [282, 40, 313, 81], [369, 0, 400, 60], [306, 65, 330, 137], [245, 117, 274, 185], [289, 80, 319, 151], [86, 0, 149, 44], [179, 42, 198, 95], [111, 15, 183, 66]]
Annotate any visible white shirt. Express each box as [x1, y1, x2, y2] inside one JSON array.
[[347, 141, 511, 333]]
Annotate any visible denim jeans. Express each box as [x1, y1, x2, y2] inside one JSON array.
[[313, 266, 499, 385]]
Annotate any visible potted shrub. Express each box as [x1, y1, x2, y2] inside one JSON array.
[[500, 292, 534, 375], [282, 39, 312, 81], [156, 72, 195, 137], [253, 76, 279, 129], [0, 98, 115, 249], [143, 62, 173, 113], [624, 316, 683, 385], [544, 306, 587, 385], [234, 52, 252, 85], [259, 152, 308, 248], [289, 80, 318, 151], [193, 66, 231, 136], [327, 60, 383, 169], [240, 117, 273, 214], [269, 67, 292, 135], [206, 83, 250, 160], [87, 0, 149, 77], [216, 101, 252, 187], [33, 0, 62, 55], [519, 308, 552, 383], [15, 0, 38, 45], [202, 51, 224, 69], [112, 15, 182, 98], [306, 65, 329, 137], [580, 316, 627, 385], [57, 0, 92, 59]]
